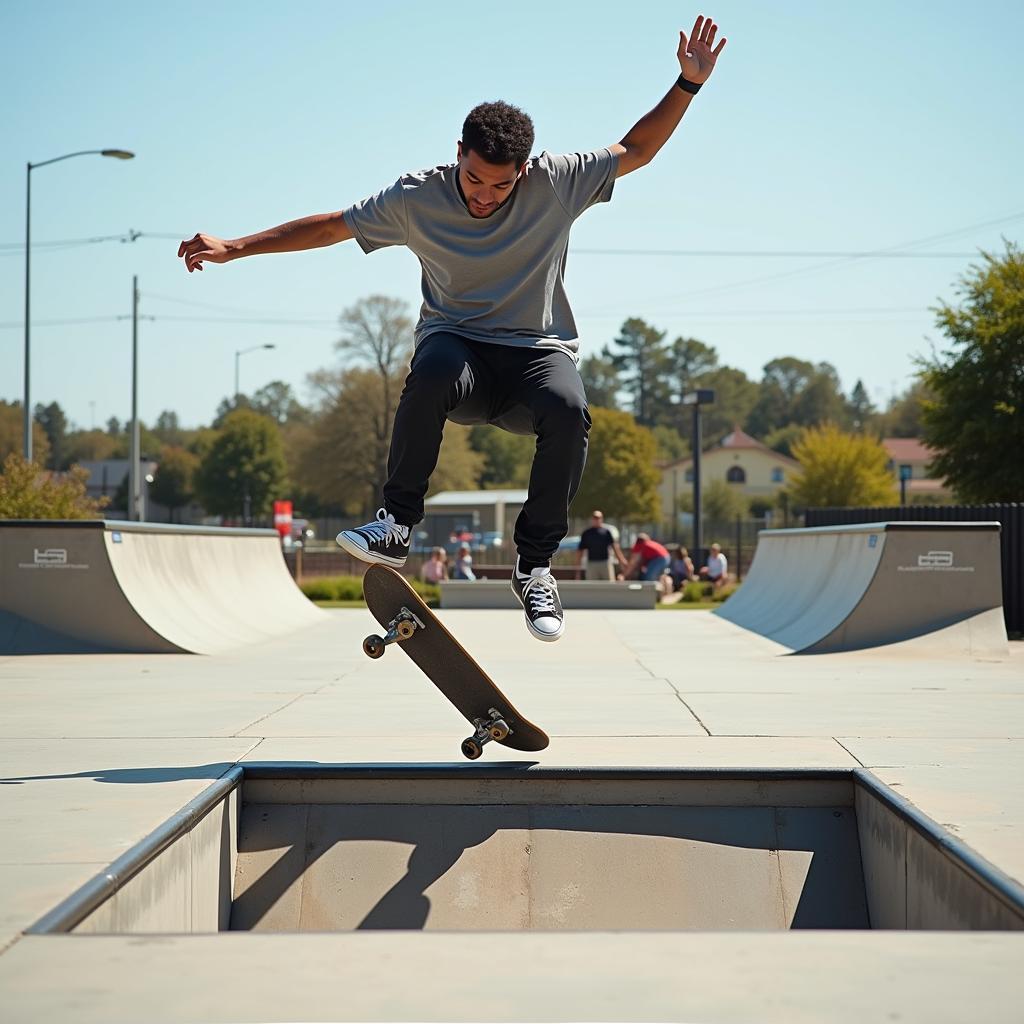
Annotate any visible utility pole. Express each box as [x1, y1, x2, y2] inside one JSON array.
[[129, 276, 140, 520]]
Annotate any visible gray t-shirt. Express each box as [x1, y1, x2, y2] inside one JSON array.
[[343, 149, 618, 358]]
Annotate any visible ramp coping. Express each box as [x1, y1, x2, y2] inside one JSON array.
[[0, 519, 277, 538]]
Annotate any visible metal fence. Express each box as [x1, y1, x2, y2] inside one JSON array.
[[805, 504, 1023, 636]]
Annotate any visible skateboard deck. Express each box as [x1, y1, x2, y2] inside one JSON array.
[[361, 564, 549, 759]]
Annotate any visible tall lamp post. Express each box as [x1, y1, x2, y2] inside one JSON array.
[[235, 344, 276, 400], [24, 149, 134, 460], [682, 389, 716, 570]]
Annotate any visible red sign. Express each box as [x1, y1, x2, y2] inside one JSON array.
[[273, 500, 293, 540]]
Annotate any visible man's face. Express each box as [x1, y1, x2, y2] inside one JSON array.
[[457, 143, 523, 218]]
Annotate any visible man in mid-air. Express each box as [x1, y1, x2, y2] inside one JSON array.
[[179, 15, 727, 643]]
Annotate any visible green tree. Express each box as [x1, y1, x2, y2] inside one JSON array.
[[251, 381, 308, 425], [194, 410, 289, 519], [702, 479, 751, 523], [747, 357, 847, 436], [651, 424, 688, 464], [763, 422, 803, 458], [295, 367, 403, 516], [919, 242, 1024, 502], [0, 453, 107, 519], [215, 384, 308, 429], [604, 317, 672, 427], [63, 429, 118, 467], [429, 423, 486, 496], [470, 425, 534, 488], [0, 400, 50, 465], [570, 408, 661, 523], [847, 379, 877, 432], [691, 365, 760, 442], [153, 410, 185, 447], [578, 352, 620, 410], [151, 446, 199, 522], [667, 337, 718, 405], [34, 401, 68, 470], [878, 379, 932, 437], [331, 295, 414, 504], [789, 424, 897, 508]]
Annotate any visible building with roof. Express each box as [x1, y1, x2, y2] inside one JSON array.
[[657, 427, 799, 521], [881, 438, 952, 501]]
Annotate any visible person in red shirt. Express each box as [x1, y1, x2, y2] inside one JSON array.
[[624, 533, 671, 582]]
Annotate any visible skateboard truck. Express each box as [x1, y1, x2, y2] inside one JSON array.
[[460, 707, 512, 760], [362, 606, 426, 659]]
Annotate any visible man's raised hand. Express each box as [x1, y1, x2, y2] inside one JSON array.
[[678, 14, 727, 85], [177, 233, 233, 274]]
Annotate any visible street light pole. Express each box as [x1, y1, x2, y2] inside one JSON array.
[[683, 389, 716, 571], [130, 276, 140, 521], [23, 149, 134, 460], [234, 344, 276, 401]]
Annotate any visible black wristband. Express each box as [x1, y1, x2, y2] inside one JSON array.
[[676, 73, 702, 95]]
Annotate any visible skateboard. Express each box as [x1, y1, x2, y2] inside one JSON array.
[[361, 564, 549, 760]]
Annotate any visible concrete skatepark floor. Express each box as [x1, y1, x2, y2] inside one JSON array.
[[0, 607, 1022, 1021]]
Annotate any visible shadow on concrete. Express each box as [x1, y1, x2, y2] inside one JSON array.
[[231, 802, 869, 931]]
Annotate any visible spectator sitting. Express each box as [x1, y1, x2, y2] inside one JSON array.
[[421, 546, 449, 583], [699, 542, 729, 589], [453, 544, 477, 581], [623, 533, 671, 582], [668, 545, 695, 592]]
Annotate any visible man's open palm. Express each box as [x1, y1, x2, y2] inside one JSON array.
[[678, 14, 726, 84]]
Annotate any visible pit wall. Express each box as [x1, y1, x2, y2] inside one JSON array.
[[23, 770, 1023, 936]]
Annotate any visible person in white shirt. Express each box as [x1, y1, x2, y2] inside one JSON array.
[[700, 542, 729, 590]]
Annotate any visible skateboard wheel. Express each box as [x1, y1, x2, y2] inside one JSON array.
[[362, 635, 386, 659], [396, 620, 416, 640], [461, 738, 483, 760], [489, 719, 510, 741]]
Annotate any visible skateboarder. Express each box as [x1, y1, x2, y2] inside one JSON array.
[[178, 16, 726, 643]]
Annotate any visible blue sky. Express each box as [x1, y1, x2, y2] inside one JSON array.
[[2, 0, 1022, 431]]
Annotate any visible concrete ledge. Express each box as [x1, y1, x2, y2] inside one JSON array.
[[439, 580, 659, 609]]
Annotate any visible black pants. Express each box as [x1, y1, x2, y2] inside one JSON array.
[[383, 332, 591, 565]]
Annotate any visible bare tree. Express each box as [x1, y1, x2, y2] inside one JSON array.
[[310, 296, 415, 513]]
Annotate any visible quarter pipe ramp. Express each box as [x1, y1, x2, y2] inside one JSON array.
[[715, 522, 1007, 656], [0, 520, 323, 655]]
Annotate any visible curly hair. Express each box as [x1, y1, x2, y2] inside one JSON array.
[[462, 101, 535, 168]]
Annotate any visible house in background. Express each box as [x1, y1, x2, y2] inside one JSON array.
[[881, 438, 952, 502], [658, 427, 799, 522]]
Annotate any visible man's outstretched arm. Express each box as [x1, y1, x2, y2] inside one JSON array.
[[610, 14, 727, 178], [178, 211, 353, 273]]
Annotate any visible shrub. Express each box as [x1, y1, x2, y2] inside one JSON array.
[[298, 574, 441, 608], [681, 581, 706, 603], [0, 453, 108, 519], [300, 579, 337, 602]]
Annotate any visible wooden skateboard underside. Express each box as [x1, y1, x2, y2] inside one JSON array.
[[361, 565, 549, 759]]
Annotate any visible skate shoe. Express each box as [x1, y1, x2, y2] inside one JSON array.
[[510, 561, 564, 642], [336, 508, 411, 567]]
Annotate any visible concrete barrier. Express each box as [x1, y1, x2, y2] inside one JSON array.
[[439, 579, 659, 609]]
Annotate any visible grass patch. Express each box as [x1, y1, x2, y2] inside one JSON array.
[[299, 574, 440, 608]]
